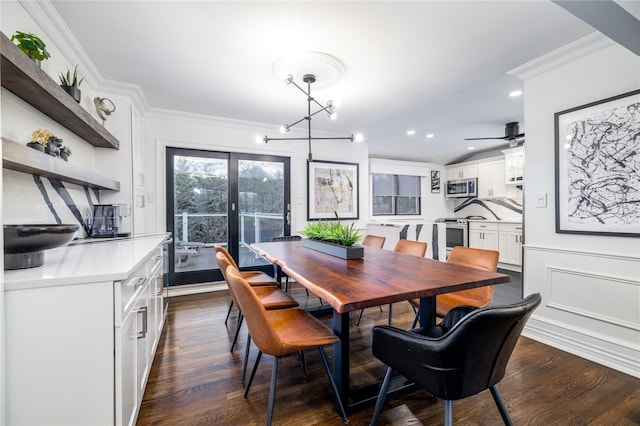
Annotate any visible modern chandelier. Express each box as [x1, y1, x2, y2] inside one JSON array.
[[261, 73, 357, 162]]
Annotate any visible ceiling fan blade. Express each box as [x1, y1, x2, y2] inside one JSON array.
[[464, 136, 508, 141]]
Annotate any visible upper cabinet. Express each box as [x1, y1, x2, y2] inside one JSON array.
[[477, 159, 506, 198], [503, 147, 524, 185], [0, 32, 119, 149], [445, 163, 478, 181]]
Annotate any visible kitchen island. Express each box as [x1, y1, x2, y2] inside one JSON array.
[[4, 233, 168, 426]]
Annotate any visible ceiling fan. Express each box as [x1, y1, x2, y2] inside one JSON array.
[[465, 122, 525, 148]]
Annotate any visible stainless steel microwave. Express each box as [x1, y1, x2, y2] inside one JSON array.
[[446, 178, 477, 198]]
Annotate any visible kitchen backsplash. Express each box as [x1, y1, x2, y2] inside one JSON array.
[[453, 186, 523, 221], [3, 169, 98, 238]]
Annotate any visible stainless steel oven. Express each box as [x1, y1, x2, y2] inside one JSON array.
[[436, 218, 468, 256]]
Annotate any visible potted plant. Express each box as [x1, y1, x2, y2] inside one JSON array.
[[60, 146, 72, 161], [28, 128, 53, 152], [10, 31, 51, 65], [299, 213, 363, 259], [59, 65, 84, 103]]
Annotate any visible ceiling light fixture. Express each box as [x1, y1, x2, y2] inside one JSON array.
[[407, 130, 416, 136], [426, 133, 435, 139], [509, 90, 523, 97], [262, 73, 356, 161]]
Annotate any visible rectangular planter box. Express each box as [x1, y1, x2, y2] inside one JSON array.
[[301, 238, 364, 259]]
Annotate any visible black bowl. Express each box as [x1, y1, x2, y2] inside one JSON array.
[[4, 224, 79, 269]]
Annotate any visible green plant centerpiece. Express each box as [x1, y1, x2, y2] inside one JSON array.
[[299, 213, 363, 259], [59, 65, 84, 103], [11, 31, 50, 63]]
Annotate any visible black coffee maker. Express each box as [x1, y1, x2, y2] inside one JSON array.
[[90, 204, 130, 238]]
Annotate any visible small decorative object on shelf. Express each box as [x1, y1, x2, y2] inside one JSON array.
[[60, 145, 72, 161], [10, 31, 50, 66], [59, 65, 84, 103], [28, 128, 53, 152], [94, 97, 116, 126], [45, 136, 62, 157]]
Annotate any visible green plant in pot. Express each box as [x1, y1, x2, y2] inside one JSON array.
[[59, 65, 84, 103], [300, 213, 361, 247], [11, 31, 50, 65]]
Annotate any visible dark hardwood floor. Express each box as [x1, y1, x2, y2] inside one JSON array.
[[138, 287, 640, 425]]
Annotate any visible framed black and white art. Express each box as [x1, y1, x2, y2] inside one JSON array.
[[307, 160, 359, 220], [554, 89, 640, 237], [431, 170, 441, 193]]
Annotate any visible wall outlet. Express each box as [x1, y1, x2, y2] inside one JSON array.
[[536, 192, 547, 208]]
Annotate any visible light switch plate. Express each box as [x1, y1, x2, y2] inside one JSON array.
[[536, 192, 547, 208]]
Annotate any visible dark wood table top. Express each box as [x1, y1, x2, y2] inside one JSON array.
[[252, 241, 512, 314]]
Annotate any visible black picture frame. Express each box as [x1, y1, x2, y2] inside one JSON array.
[[307, 160, 359, 220], [431, 170, 441, 193], [554, 89, 640, 237]]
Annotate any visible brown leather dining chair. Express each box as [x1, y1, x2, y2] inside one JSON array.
[[225, 265, 349, 426], [361, 234, 386, 249], [214, 244, 280, 325], [215, 252, 298, 354], [410, 245, 500, 328], [356, 239, 427, 325]]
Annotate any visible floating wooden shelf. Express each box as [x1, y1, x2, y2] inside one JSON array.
[[2, 138, 120, 190], [0, 31, 119, 150]]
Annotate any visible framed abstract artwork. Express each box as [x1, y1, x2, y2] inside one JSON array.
[[431, 170, 441, 193], [307, 160, 359, 220], [554, 89, 640, 237]]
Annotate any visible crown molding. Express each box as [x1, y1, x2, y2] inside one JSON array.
[[508, 32, 614, 81], [19, 0, 149, 115]]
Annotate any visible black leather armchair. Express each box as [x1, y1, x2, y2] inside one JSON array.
[[370, 293, 541, 426]]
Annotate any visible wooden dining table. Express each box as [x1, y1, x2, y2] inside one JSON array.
[[251, 240, 512, 411]]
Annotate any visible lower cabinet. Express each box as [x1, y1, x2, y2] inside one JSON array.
[[469, 221, 523, 266], [498, 223, 523, 266], [5, 242, 164, 426], [469, 222, 499, 251]]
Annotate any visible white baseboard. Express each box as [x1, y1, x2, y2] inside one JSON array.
[[167, 281, 227, 297], [523, 317, 640, 379]]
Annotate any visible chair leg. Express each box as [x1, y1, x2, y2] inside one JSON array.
[[298, 350, 307, 379], [266, 356, 279, 426], [490, 385, 513, 426], [355, 308, 365, 325], [411, 311, 419, 329], [443, 400, 453, 426], [369, 367, 394, 426], [241, 332, 252, 385], [244, 350, 262, 397], [318, 348, 349, 424], [224, 300, 234, 325], [230, 312, 244, 352], [387, 304, 393, 325]]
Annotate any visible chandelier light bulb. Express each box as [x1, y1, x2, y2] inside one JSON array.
[[330, 112, 337, 120], [280, 124, 290, 133], [354, 133, 364, 143], [285, 74, 293, 84]]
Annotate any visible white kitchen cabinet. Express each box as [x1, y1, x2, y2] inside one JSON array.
[[468, 222, 499, 251], [5, 236, 166, 426], [498, 222, 523, 265], [503, 147, 524, 185], [477, 159, 506, 198], [445, 163, 478, 180]]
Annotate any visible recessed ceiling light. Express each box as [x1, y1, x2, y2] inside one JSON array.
[[509, 90, 523, 97], [426, 133, 435, 139], [407, 130, 416, 136], [468, 146, 475, 151]]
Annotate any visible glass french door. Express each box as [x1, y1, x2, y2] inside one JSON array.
[[166, 147, 290, 286]]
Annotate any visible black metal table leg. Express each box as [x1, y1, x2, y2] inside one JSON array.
[[418, 296, 436, 328], [332, 310, 350, 409]]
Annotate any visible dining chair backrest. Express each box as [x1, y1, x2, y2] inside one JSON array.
[[437, 246, 500, 316], [393, 239, 427, 257], [361, 235, 386, 249], [216, 251, 240, 305], [225, 265, 286, 356], [214, 244, 239, 270]]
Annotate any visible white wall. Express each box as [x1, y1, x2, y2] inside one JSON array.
[[520, 41, 640, 378], [144, 110, 371, 237]]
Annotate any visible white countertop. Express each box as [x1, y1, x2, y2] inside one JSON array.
[[4, 233, 168, 291], [467, 219, 522, 224]]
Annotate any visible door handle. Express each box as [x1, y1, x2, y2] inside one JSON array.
[[286, 204, 291, 226], [231, 203, 236, 211]]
